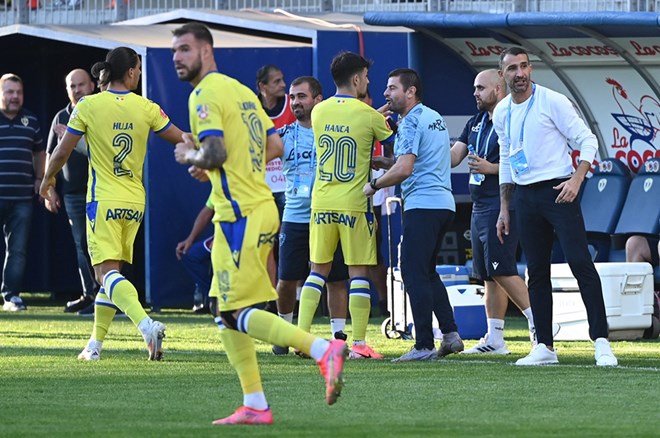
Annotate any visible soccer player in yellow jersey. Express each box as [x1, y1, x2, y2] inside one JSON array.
[[40, 47, 184, 361], [298, 52, 394, 359], [171, 22, 348, 426]]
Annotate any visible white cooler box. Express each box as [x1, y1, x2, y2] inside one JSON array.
[[386, 266, 487, 340], [550, 262, 654, 340]]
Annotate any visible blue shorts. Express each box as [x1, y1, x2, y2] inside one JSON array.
[[471, 209, 519, 280], [278, 221, 348, 282]]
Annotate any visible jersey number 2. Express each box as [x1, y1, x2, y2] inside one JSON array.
[[112, 133, 134, 177]]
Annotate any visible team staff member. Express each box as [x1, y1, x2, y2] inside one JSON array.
[[450, 69, 535, 354], [273, 76, 350, 356], [41, 47, 183, 361], [0, 73, 44, 312], [256, 64, 296, 295], [46, 68, 98, 314], [298, 51, 394, 360], [494, 46, 617, 367], [171, 22, 348, 425], [365, 68, 462, 362]]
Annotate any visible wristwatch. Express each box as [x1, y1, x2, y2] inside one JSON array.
[[370, 178, 379, 190]]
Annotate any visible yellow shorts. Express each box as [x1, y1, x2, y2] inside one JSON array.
[[210, 201, 279, 311], [309, 209, 376, 266], [86, 200, 144, 266]]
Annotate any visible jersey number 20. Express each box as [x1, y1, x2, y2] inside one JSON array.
[[318, 134, 357, 182]]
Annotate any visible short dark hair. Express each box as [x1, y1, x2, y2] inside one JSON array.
[[290, 76, 322, 98], [256, 64, 281, 90], [0, 73, 22, 88], [330, 51, 371, 88], [499, 47, 529, 69], [91, 47, 139, 88], [388, 68, 423, 100], [172, 22, 214, 46]]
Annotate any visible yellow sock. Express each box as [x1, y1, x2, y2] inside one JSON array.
[[91, 288, 117, 342], [349, 278, 372, 343], [241, 308, 315, 355], [103, 270, 147, 326], [297, 272, 325, 332], [218, 327, 263, 395]]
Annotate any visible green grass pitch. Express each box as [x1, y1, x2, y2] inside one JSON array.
[[1, 302, 659, 437]]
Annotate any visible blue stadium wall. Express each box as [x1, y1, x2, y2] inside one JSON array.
[[145, 30, 410, 309]]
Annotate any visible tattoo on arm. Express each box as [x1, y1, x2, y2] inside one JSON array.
[[500, 183, 514, 204], [189, 136, 227, 169]]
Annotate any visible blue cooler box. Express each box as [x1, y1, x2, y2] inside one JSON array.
[[436, 265, 487, 340]]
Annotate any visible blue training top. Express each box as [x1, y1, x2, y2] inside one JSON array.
[[278, 122, 316, 223], [395, 103, 454, 212]]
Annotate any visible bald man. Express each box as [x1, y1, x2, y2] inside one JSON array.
[[450, 69, 535, 354], [46, 69, 98, 314]]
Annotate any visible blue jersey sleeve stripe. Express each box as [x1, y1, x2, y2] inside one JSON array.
[[67, 126, 84, 136], [382, 133, 395, 144], [220, 168, 243, 220], [198, 129, 224, 141], [266, 127, 277, 136], [153, 120, 172, 134]]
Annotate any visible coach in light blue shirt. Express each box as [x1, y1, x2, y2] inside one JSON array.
[[364, 68, 463, 362]]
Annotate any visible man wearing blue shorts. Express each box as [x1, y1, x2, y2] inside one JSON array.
[[450, 69, 535, 354]]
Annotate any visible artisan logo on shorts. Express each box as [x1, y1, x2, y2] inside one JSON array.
[[105, 208, 144, 223], [197, 104, 208, 120], [313, 212, 356, 228]]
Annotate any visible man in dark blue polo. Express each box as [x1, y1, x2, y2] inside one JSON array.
[[0, 73, 44, 312], [46, 69, 98, 314]]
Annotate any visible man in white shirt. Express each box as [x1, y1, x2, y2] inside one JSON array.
[[493, 46, 617, 367]]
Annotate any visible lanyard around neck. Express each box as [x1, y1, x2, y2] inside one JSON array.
[[475, 112, 495, 158], [506, 83, 536, 147], [292, 123, 315, 169]]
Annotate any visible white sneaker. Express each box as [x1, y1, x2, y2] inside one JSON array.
[[515, 343, 558, 366], [78, 347, 100, 361], [594, 338, 618, 367], [3, 295, 27, 312], [391, 347, 437, 362], [529, 327, 537, 348], [143, 320, 166, 361], [462, 335, 510, 355]]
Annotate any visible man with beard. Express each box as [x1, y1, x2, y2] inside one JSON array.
[[493, 46, 618, 367], [272, 76, 350, 355], [171, 22, 348, 425], [46, 69, 99, 314], [450, 69, 536, 354], [364, 68, 463, 362], [297, 51, 393, 360], [0, 74, 44, 312]]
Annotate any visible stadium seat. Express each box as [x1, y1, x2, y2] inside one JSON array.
[[614, 158, 660, 237], [580, 158, 631, 261]]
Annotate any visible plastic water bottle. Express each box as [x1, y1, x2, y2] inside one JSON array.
[[467, 144, 484, 182]]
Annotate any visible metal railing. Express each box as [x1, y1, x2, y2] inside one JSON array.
[[1, 0, 657, 26]]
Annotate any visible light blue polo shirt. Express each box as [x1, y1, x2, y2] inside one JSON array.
[[395, 103, 454, 212], [278, 122, 316, 223]]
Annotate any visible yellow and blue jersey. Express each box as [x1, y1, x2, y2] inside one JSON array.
[[67, 90, 171, 203], [311, 95, 393, 212], [188, 72, 275, 223]]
